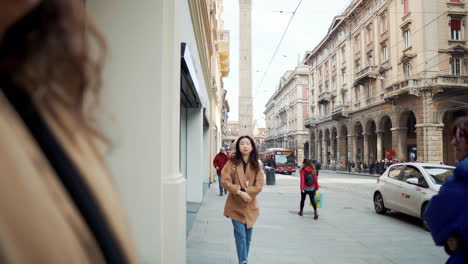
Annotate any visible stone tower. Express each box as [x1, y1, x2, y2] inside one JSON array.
[[238, 0, 253, 137]]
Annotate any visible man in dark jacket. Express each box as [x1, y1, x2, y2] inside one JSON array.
[[312, 160, 321, 176], [213, 147, 230, 196], [267, 157, 276, 168]]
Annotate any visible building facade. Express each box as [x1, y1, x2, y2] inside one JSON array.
[[304, 0, 468, 169], [87, 0, 229, 262], [223, 120, 239, 152], [264, 65, 310, 163], [208, 0, 231, 184]]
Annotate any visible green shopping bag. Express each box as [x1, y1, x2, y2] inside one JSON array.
[[310, 192, 323, 208]]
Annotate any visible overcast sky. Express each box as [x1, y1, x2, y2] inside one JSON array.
[[222, 0, 352, 127]]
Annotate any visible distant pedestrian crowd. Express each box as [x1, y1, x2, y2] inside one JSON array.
[[344, 159, 426, 175]]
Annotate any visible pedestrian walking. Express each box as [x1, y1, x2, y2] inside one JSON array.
[[312, 159, 321, 176], [424, 117, 468, 264], [213, 147, 230, 196], [298, 159, 320, 219], [267, 156, 276, 168], [222, 136, 265, 264], [0, 1, 137, 263]]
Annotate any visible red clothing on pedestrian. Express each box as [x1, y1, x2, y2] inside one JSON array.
[[300, 166, 319, 191], [213, 152, 230, 176]]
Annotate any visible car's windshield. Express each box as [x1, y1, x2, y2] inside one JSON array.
[[423, 167, 454, 185], [275, 154, 294, 166]]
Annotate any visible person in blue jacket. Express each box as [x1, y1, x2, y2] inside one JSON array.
[[424, 116, 468, 264]]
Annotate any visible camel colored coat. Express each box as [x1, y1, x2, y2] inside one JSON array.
[[221, 160, 265, 228], [0, 91, 138, 263]]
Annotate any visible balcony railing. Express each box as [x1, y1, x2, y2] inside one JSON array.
[[354, 66, 378, 85], [384, 75, 468, 100], [431, 75, 468, 87], [331, 105, 350, 120], [318, 92, 331, 104], [278, 105, 288, 113], [304, 117, 317, 128]]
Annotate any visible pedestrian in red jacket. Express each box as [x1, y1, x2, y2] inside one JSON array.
[[213, 147, 230, 196], [298, 159, 319, 219]]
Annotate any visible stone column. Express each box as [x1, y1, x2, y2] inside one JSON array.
[[309, 134, 315, 160], [337, 136, 347, 163], [363, 132, 370, 163], [391, 127, 408, 161], [353, 136, 359, 161], [315, 139, 321, 162], [330, 137, 336, 162], [296, 137, 305, 164], [347, 135, 355, 162], [376, 130, 384, 161], [322, 139, 328, 164], [415, 123, 444, 163]]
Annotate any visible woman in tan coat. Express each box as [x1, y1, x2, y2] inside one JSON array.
[[0, 1, 137, 263], [222, 135, 264, 264]]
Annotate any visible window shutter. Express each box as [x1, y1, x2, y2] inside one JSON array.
[[451, 19, 461, 31]]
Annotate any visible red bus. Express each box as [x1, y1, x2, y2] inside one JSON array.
[[265, 148, 296, 175]]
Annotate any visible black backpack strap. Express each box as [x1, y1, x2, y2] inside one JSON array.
[[0, 77, 128, 264]]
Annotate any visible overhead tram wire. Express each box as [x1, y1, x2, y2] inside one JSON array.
[[253, 0, 304, 101]]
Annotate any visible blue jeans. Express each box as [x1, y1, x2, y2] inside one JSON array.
[[218, 175, 225, 194], [231, 219, 253, 264]]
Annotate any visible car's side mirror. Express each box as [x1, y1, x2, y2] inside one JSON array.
[[406, 178, 419, 185]]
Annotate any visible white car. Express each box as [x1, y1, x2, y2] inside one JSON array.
[[373, 163, 455, 230]]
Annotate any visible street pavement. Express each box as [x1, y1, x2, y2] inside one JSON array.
[[187, 171, 447, 264]]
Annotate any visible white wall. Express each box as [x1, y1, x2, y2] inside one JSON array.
[[180, 0, 212, 200], [87, 0, 186, 263], [187, 109, 204, 203]]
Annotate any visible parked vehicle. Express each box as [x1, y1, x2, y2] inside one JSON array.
[[373, 163, 455, 230]]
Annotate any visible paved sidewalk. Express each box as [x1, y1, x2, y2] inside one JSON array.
[[187, 172, 446, 264]]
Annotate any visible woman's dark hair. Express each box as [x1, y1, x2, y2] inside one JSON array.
[[301, 159, 317, 175], [0, 1, 106, 138], [230, 135, 260, 172]]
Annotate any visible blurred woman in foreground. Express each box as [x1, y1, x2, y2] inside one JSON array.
[[424, 116, 468, 264], [0, 1, 137, 263]]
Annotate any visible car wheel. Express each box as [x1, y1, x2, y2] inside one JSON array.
[[421, 203, 430, 231], [374, 192, 388, 215]]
